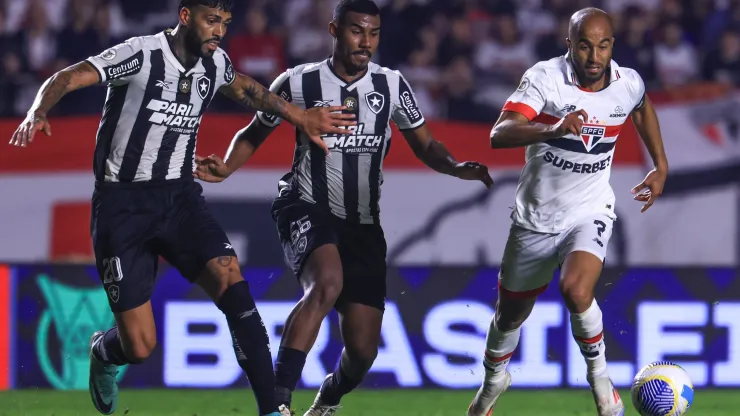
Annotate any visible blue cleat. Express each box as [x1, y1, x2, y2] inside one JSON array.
[[88, 331, 119, 415]]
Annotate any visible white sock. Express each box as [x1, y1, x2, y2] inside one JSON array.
[[570, 300, 608, 381], [482, 317, 520, 384]]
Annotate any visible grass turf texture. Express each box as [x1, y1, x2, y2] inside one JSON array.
[[0, 389, 734, 416]]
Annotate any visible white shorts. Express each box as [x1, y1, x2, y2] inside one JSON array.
[[498, 213, 615, 297]]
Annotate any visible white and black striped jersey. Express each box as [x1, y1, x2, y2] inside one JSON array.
[[255, 59, 425, 225], [85, 31, 235, 183]]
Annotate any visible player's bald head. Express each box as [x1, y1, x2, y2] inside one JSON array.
[[568, 8, 613, 40]]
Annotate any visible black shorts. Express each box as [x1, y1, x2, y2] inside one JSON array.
[[91, 178, 236, 312], [272, 196, 387, 311]]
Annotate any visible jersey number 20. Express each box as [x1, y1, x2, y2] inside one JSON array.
[[102, 256, 124, 284]]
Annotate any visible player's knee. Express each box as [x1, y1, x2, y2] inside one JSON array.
[[304, 271, 343, 309], [495, 295, 536, 331], [559, 276, 595, 312], [199, 256, 243, 301], [345, 343, 378, 373], [121, 333, 157, 363]]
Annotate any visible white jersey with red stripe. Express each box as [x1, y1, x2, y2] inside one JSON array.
[[502, 54, 646, 233]]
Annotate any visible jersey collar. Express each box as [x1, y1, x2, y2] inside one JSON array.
[[322, 57, 372, 90], [157, 31, 202, 75], [563, 52, 621, 89]]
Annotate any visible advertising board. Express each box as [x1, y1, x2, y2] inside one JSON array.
[[8, 264, 740, 390]]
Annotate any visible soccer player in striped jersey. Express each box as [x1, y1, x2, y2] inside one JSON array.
[[193, 0, 493, 414], [8, 1, 355, 415], [467, 8, 668, 416]]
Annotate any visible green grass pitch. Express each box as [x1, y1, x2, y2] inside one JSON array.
[[0, 388, 736, 416]]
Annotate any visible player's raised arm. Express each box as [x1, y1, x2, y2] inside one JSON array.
[[630, 94, 668, 212], [218, 71, 355, 153], [11, 39, 145, 148], [9, 61, 100, 147]]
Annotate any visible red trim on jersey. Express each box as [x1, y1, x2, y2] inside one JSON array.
[[498, 280, 548, 298], [533, 113, 624, 137], [502, 101, 538, 121], [532, 112, 561, 125]]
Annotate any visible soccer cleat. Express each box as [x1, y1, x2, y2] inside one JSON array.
[[589, 376, 625, 416], [88, 331, 119, 415], [303, 374, 342, 416], [467, 371, 512, 416], [278, 404, 295, 416]]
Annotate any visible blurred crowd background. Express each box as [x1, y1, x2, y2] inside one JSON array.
[[1, 0, 739, 122]]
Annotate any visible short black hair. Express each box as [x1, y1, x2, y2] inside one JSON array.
[[179, 0, 233, 13], [333, 0, 380, 23]]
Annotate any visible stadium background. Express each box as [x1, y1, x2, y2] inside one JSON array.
[[1, 0, 740, 414]]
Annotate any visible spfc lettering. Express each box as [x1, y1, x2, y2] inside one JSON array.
[[580, 125, 605, 152]]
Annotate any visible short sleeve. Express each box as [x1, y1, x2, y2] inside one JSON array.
[[256, 71, 293, 127], [391, 71, 425, 131], [624, 69, 647, 111], [86, 39, 144, 84], [216, 50, 236, 89], [501, 66, 551, 121]]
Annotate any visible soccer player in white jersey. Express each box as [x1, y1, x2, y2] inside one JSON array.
[[467, 8, 668, 416], [8, 1, 355, 415]]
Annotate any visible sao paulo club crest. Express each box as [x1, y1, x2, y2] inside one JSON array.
[[580, 116, 607, 152]]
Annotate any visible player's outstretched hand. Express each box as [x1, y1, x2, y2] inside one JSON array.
[[553, 109, 588, 137], [453, 162, 494, 189], [9, 111, 51, 147], [299, 106, 357, 154], [631, 168, 667, 213], [193, 154, 230, 183]]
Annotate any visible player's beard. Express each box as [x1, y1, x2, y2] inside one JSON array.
[[575, 54, 611, 83], [185, 27, 212, 58], [344, 49, 371, 74]]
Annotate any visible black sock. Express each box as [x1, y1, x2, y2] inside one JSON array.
[[274, 346, 308, 403], [92, 327, 130, 366], [217, 281, 277, 416], [320, 364, 363, 406]]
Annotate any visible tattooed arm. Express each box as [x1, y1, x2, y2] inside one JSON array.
[[10, 61, 102, 147], [219, 71, 356, 153], [219, 72, 304, 126]]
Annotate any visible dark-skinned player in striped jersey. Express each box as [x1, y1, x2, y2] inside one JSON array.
[[194, 1, 493, 414], [9, 1, 356, 415]]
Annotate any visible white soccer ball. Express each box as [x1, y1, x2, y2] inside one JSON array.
[[631, 361, 694, 416]]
